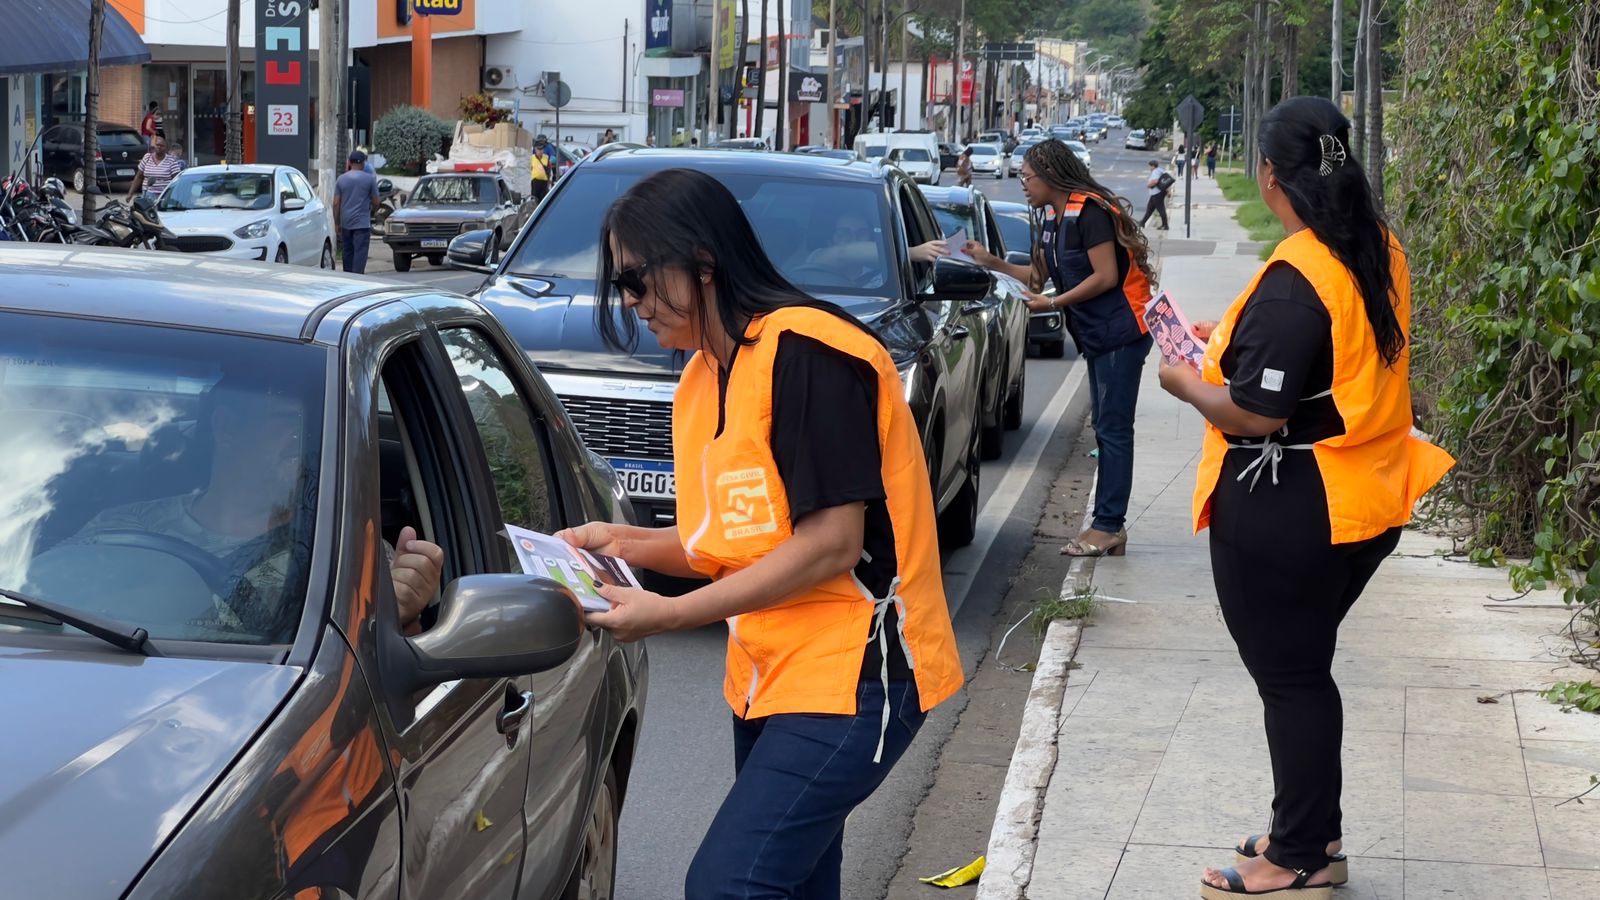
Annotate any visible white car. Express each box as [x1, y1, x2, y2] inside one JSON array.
[[1008, 140, 1043, 175], [966, 143, 1006, 179], [886, 146, 941, 184], [1066, 140, 1093, 170], [156, 164, 333, 267], [1107, 115, 1126, 128]]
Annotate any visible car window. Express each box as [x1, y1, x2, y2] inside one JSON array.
[[290, 171, 315, 202], [994, 212, 1033, 259], [497, 179, 513, 203], [969, 145, 997, 157], [900, 148, 931, 162], [278, 172, 297, 205], [983, 203, 1005, 255], [897, 182, 936, 291], [507, 169, 896, 296], [3, 312, 326, 646], [437, 327, 557, 547], [411, 176, 484, 204], [99, 130, 144, 149], [157, 170, 275, 211]]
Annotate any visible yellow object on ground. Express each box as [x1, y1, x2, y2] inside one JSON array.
[[919, 856, 985, 887]]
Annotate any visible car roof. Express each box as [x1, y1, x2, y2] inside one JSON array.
[[575, 147, 886, 183], [178, 163, 284, 176], [0, 245, 417, 342], [988, 200, 1030, 216]]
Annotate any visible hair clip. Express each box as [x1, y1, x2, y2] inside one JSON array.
[[1318, 134, 1348, 176]]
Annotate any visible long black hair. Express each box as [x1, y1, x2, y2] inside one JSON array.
[[1258, 96, 1404, 367], [1021, 139, 1156, 292], [595, 168, 873, 355]]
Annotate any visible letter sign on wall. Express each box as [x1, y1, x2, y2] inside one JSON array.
[[257, 1, 310, 171], [414, 0, 463, 14]]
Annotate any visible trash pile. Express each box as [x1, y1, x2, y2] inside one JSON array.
[[427, 121, 534, 197]]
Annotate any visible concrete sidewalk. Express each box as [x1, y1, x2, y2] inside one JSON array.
[[986, 175, 1600, 899]]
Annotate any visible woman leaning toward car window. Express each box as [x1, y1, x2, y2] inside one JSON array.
[[962, 139, 1158, 558], [556, 168, 963, 899], [1159, 96, 1454, 899]]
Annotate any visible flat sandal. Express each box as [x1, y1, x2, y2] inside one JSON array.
[[1199, 866, 1332, 899]]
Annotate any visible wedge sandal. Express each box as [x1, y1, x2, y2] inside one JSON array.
[[1234, 835, 1348, 886], [1199, 866, 1332, 899]]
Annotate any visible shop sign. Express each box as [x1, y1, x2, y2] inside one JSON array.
[[789, 72, 827, 104], [645, 0, 673, 58], [414, 0, 464, 14], [651, 89, 685, 108], [256, 0, 310, 171]]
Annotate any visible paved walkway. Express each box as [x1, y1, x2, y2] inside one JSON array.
[[1027, 175, 1600, 899]]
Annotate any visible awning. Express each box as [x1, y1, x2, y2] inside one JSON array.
[[0, 0, 151, 76]]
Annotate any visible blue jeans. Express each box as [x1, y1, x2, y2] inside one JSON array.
[[1085, 335, 1152, 534], [685, 680, 926, 900], [340, 227, 370, 274]]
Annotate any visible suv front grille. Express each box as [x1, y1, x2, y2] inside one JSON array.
[[558, 394, 674, 459]]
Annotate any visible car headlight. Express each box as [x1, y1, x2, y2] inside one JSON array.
[[461, 221, 485, 234], [388, 222, 407, 235], [233, 219, 270, 240]]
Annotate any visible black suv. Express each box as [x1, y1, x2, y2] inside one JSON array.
[[455, 149, 994, 546]]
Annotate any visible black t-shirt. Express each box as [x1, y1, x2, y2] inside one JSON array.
[[1041, 198, 1122, 295], [716, 331, 913, 681], [1219, 262, 1345, 444]]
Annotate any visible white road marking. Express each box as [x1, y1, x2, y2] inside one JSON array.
[[943, 360, 1089, 615]]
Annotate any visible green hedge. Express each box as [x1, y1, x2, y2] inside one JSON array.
[[374, 105, 453, 174]]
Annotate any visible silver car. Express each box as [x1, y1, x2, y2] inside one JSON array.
[[966, 142, 1006, 179]]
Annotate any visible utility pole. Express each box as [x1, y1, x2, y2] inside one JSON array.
[[1331, 0, 1343, 105], [877, 0, 888, 130], [316, 0, 338, 213], [954, 0, 964, 142], [709, 0, 722, 143], [225, 0, 241, 163], [1365, 0, 1383, 198], [776, 0, 788, 149], [898, 3, 907, 130], [754, 0, 769, 138], [1352, 0, 1367, 160], [826, 0, 835, 145], [82, 0, 105, 221]]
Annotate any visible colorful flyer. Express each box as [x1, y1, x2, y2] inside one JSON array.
[[1143, 291, 1206, 371], [504, 524, 640, 613]]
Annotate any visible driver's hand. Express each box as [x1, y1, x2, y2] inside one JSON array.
[[393, 525, 444, 633]]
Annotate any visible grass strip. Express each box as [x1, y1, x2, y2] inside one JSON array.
[[1216, 171, 1284, 259]]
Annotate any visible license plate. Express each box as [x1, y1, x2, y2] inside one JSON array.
[[420, 239, 448, 249], [117, 168, 134, 177], [608, 457, 675, 500]]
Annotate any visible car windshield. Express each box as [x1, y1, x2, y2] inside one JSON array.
[[411, 176, 486, 204], [932, 204, 976, 240], [969, 145, 998, 156], [157, 171, 275, 212], [994, 212, 1033, 256], [1067, 141, 1089, 153], [507, 168, 896, 295], [99, 130, 144, 148], [899, 148, 931, 162], [864, 144, 887, 158], [0, 313, 326, 647]]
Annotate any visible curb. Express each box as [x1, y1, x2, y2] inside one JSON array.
[[975, 487, 1099, 900]]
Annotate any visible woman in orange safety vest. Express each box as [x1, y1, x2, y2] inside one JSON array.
[[1158, 97, 1453, 899], [559, 168, 963, 898]]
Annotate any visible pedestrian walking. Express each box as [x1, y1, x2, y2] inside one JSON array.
[[532, 134, 554, 201], [1206, 142, 1218, 178], [1174, 144, 1188, 177], [140, 101, 164, 140], [963, 140, 1157, 558], [957, 146, 974, 186], [125, 135, 182, 202], [1158, 96, 1454, 900], [601, 128, 617, 145], [560, 168, 963, 899], [1141, 160, 1171, 230], [332, 150, 380, 274]]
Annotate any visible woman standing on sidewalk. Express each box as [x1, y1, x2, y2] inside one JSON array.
[[1158, 97, 1454, 899], [559, 168, 964, 898], [963, 139, 1156, 557]]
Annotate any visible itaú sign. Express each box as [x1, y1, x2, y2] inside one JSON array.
[[414, 0, 464, 15]]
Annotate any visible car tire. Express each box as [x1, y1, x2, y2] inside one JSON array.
[[320, 240, 334, 269], [939, 430, 980, 549], [979, 375, 1005, 461], [274, 245, 288, 264], [488, 229, 501, 264], [393, 253, 413, 273], [427, 253, 445, 266], [563, 765, 619, 900], [1004, 363, 1025, 431], [72, 167, 86, 194], [1041, 339, 1066, 359]]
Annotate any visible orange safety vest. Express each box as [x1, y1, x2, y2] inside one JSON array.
[[1047, 192, 1154, 357], [673, 306, 964, 725], [1192, 229, 1455, 543]]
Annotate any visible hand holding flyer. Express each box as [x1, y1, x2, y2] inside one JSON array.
[[1143, 291, 1207, 372], [504, 524, 641, 613]]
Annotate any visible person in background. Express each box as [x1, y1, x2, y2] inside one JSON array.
[[645, 133, 657, 147], [126, 135, 182, 202], [1160, 96, 1454, 899], [169, 143, 187, 172], [601, 128, 618, 145], [565, 168, 963, 899], [332, 150, 380, 275], [963, 139, 1157, 558], [532, 135, 554, 201], [1206, 142, 1219, 178], [957, 146, 974, 187], [1175, 144, 1188, 177], [1141, 160, 1171, 230], [140, 101, 164, 141]]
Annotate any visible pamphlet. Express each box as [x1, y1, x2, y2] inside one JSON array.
[[946, 227, 977, 263], [1143, 291, 1206, 372], [504, 524, 640, 613]]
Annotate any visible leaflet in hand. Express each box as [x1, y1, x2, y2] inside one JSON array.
[[1143, 291, 1206, 372], [504, 524, 640, 613], [946, 227, 976, 263]]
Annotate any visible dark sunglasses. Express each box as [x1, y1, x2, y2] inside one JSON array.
[[610, 261, 652, 298]]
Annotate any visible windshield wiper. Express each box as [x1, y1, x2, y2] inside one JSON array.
[[0, 587, 158, 656]]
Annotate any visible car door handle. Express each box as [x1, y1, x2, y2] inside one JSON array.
[[960, 302, 989, 316], [496, 688, 534, 740], [951, 326, 971, 340]]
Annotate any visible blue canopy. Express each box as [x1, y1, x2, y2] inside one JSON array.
[[0, 0, 152, 76]]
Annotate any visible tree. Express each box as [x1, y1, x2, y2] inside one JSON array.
[[225, 0, 241, 163], [82, 0, 104, 221], [754, 0, 770, 137]]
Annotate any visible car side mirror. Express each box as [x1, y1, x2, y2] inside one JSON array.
[[388, 574, 584, 693], [1005, 250, 1032, 268], [930, 257, 992, 304], [446, 229, 496, 274], [282, 196, 306, 212]]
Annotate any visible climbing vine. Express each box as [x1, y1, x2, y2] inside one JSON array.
[[1391, 0, 1600, 668]]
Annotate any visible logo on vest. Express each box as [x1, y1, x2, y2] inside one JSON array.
[[716, 468, 778, 539]]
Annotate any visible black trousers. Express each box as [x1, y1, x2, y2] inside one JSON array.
[[1209, 445, 1402, 873], [1141, 192, 1169, 228]]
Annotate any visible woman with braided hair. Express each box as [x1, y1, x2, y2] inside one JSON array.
[[964, 138, 1157, 557]]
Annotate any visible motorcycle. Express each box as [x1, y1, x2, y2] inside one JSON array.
[[92, 196, 177, 250]]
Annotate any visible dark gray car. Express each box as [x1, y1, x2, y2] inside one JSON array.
[[384, 173, 533, 272], [0, 245, 645, 899]]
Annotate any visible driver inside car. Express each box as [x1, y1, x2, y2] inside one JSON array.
[[61, 376, 444, 637], [803, 212, 947, 281]]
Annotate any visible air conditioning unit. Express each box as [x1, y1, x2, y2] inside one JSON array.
[[481, 65, 514, 92], [815, 29, 830, 49]]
